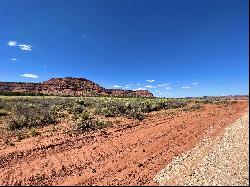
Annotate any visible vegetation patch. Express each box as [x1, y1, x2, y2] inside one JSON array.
[[0, 96, 228, 134], [0, 109, 8, 117], [31, 128, 41, 137], [183, 104, 203, 111]]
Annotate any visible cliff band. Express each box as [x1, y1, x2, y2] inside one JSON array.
[[0, 77, 153, 97]]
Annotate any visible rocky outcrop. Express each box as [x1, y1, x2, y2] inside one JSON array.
[[106, 89, 153, 97], [0, 77, 154, 97], [41, 77, 107, 96], [0, 82, 42, 93]]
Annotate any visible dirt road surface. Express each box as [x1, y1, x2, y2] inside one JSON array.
[[0, 101, 248, 185], [154, 109, 249, 186]]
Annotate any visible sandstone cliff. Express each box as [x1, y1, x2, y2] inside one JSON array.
[[0, 77, 154, 97]]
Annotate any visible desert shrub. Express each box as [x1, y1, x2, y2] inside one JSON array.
[[190, 104, 202, 110], [0, 96, 77, 131], [194, 98, 229, 105], [92, 98, 146, 120], [127, 108, 145, 121], [183, 104, 202, 111], [0, 109, 8, 117], [16, 130, 30, 141], [6, 102, 57, 130], [70, 102, 85, 115], [72, 110, 111, 132], [30, 128, 41, 137], [98, 107, 116, 117], [0, 100, 4, 109], [141, 100, 161, 112], [0, 96, 188, 132], [159, 100, 185, 109], [73, 97, 187, 120]]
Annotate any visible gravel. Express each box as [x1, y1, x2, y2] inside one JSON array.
[[154, 111, 249, 186]]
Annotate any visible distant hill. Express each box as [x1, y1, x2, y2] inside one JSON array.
[[0, 77, 154, 97]]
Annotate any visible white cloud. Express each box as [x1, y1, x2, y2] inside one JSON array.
[[157, 83, 169, 87], [146, 80, 155, 83], [192, 82, 198, 85], [125, 84, 133, 87], [166, 86, 172, 90], [133, 88, 145, 91], [11, 58, 17, 61], [182, 86, 190, 89], [113, 85, 121, 88], [20, 73, 38, 78], [8, 41, 17, 46], [7, 41, 32, 51], [19, 44, 32, 51], [137, 83, 141, 86], [145, 85, 156, 88], [155, 90, 161, 93]]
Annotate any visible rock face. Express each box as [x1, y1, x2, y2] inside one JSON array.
[[0, 77, 154, 97]]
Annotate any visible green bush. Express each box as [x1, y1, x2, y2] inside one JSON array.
[[0, 109, 8, 117], [72, 97, 187, 120], [183, 104, 202, 111], [6, 102, 57, 130], [0, 96, 189, 132], [72, 110, 112, 132], [31, 128, 41, 137]]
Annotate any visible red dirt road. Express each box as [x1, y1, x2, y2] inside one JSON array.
[[0, 101, 248, 185]]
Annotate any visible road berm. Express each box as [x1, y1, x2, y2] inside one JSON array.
[[154, 109, 249, 186]]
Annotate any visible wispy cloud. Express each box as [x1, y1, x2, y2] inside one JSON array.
[[182, 86, 190, 89], [133, 88, 145, 91], [125, 84, 133, 87], [137, 83, 141, 86], [19, 44, 32, 51], [146, 80, 155, 83], [113, 85, 121, 88], [166, 86, 172, 90], [8, 41, 17, 46], [145, 85, 156, 88], [157, 83, 169, 87], [20, 73, 38, 78], [11, 58, 18, 61], [192, 82, 198, 85], [7, 40, 32, 51]]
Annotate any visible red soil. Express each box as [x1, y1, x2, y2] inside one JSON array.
[[0, 101, 248, 186]]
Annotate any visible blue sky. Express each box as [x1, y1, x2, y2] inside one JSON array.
[[0, 0, 249, 97]]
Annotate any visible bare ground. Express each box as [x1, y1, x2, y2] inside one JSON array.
[[154, 109, 249, 186], [0, 101, 248, 185]]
